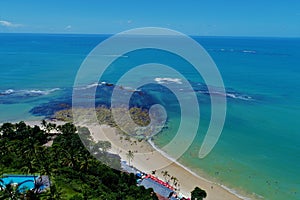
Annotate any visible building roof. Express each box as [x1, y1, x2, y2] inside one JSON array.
[[140, 178, 173, 198], [33, 175, 50, 193]]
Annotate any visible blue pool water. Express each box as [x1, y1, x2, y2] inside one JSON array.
[[1, 175, 37, 191]]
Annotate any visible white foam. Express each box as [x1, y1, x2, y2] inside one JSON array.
[[226, 93, 253, 101], [120, 86, 141, 92], [199, 90, 227, 97], [154, 77, 183, 84], [198, 90, 253, 101], [242, 50, 256, 54], [0, 88, 60, 96], [123, 86, 134, 90], [148, 139, 252, 200], [75, 82, 102, 90], [25, 88, 60, 95], [226, 93, 237, 98], [1, 89, 14, 95]]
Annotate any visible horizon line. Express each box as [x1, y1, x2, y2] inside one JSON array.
[[0, 32, 299, 39]]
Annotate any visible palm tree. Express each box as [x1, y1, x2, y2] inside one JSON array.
[[0, 182, 21, 200], [0, 180, 35, 200], [45, 184, 63, 200], [161, 170, 170, 182], [42, 120, 57, 135], [21, 142, 39, 175], [170, 176, 179, 189], [126, 150, 134, 166], [0, 178, 6, 197]]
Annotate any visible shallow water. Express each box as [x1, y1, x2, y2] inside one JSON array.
[[0, 34, 299, 199]]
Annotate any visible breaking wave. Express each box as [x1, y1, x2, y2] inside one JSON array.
[[0, 88, 61, 97], [154, 77, 183, 84], [199, 90, 253, 101], [153, 78, 253, 101]]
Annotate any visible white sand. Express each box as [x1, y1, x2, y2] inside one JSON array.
[[88, 124, 246, 200], [21, 120, 247, 199]]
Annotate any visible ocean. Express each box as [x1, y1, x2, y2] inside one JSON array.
[[0, 33, 299, 199]]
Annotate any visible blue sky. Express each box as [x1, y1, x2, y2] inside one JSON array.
[[0, 0, 299, 37]]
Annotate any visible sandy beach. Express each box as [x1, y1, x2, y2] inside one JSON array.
[[20, 120, 246, 199], [87, 123, 245, 200]]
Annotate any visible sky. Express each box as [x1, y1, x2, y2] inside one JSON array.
[[0, 0, 299, 37]]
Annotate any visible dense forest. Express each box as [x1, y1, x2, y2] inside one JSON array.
[[0, 121, 158, 200]]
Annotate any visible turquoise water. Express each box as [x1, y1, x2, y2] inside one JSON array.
[[0, 34, 299, 199], [1, 175, 37, 191]]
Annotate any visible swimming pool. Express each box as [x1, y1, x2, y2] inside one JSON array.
[[0, 175, 37, 191]]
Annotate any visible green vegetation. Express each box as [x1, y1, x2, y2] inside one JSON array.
[[0, 121, 158, 200], [191, 186, 207, 200], [161, 170, 170, 182]]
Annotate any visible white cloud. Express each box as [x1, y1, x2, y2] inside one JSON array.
[[0, 20, 22, 28], [65, 25, 72, 30]]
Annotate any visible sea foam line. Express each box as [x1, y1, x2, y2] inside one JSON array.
[[154, 77, 183, 84], [25, 88, 61, 95], [147, 139, 252, 200], [0, 88, 60, 96]]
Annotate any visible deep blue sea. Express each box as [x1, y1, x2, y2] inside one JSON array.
[[0, 33, 299, 199]]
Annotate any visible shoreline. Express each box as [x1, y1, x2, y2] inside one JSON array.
[[147, 139, 251, 200], [13, 120, 251, 200], [86, 123, 250, 200]]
